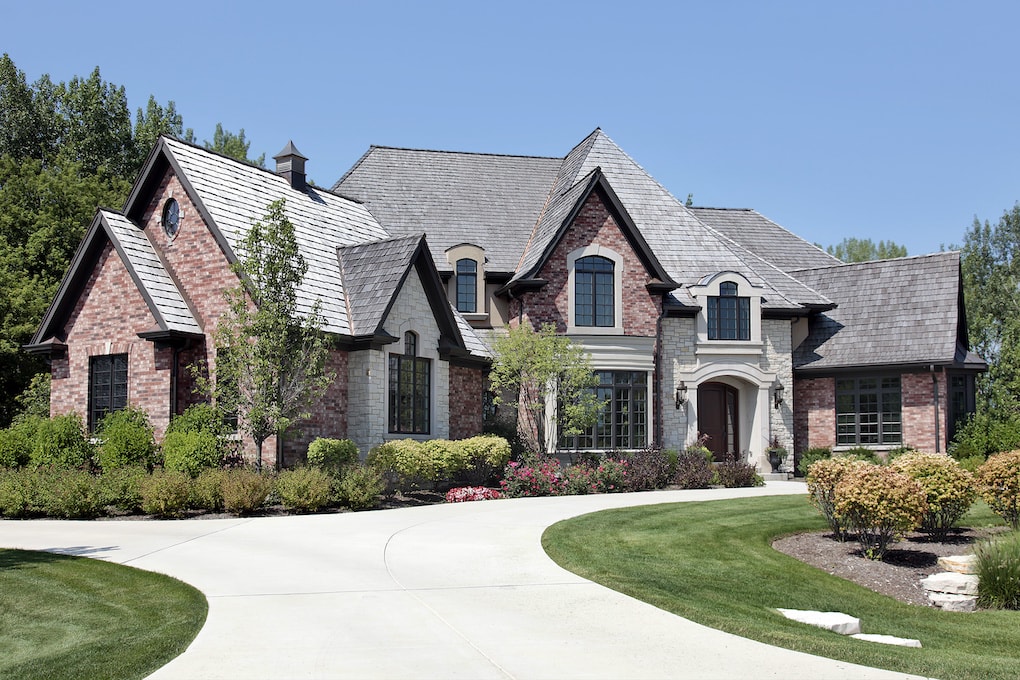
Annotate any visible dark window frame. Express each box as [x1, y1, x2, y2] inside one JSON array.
[[707, 281, 751, 340], [559, 370, 647, 450], [388, 331, 431, 434], [574, 255, 615, 327], [836, 376, 902, 446], [89, 353, 128, 431], [455, 258, 477, 314]]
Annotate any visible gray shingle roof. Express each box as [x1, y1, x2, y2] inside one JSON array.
[[163, 138, 390, 335], [332, 146, 562, 273], [102, 211, 201, 334], [791, 252, 977, 371], [337, 234, 423, 337], [690, 207, 842, 273]]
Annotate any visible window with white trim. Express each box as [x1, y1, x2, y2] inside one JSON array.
[[707, 281, 750, 340], [575, 255, 615, 327], [455, 258, 477, 313], [560, 371, 647, 449]]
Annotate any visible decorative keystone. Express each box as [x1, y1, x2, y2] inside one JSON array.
[[776, 609, 861, 635]]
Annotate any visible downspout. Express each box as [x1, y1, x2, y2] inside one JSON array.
[[931, 368, 941, 453]]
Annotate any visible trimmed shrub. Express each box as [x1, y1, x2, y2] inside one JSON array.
[[276, 466, 333, 512], [191, 468, 227, 511], [335, 465, 385, 510], [139, 470, 192, 517], [806, 456, 872, 539], [306, 438, 359, 473], [456, 435, 512, 486], [621, 448, 673, 491], [100, 465, 148, 512], [39, 468, 105, 519], [0, 417, 42, 468], [890, 452, 976, 539], [162, 430, 222, 477], [221, 469, 273, 515], [797, 447, 831, 477], [0, 467, 44, 517], [166, 402, 232, 437], [673, 448, 714, 489], [500, 458, 566, 498], [975, 530, 1020, 610], [30, 413, 95, 470], [716, 455, 764, 488], [562, 464, 596, 495], [844, 446, 881, 465], [834, 464, 927, 559], [95, 407, 157, 471], [976, 451, 1020, 529], [445, 486, 502, 502], [367, 436, 511, 489]]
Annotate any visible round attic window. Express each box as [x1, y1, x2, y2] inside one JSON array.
[[161, 198, 180, 239]]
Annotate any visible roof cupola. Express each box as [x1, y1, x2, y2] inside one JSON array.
[[273, 140, 308, 191]]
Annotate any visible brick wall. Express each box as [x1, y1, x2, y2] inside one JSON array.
[[279, 348, 350, 466], [901, 371, 948, 452], [521, 191, 661, 334], [794, 376, 835, 454], [449, 364, 486, 440]]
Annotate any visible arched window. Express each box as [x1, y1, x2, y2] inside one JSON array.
[[575, 256, 614, 327], [707, 281, 750, 340], [389, 331, 431, 434], [456, 258, 477, 313]]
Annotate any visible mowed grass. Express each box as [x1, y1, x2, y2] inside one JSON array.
[[542, 495, 1017, 680], [0, 549, 207, 680]]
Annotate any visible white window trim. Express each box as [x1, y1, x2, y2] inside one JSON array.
[[446, 244, 486, 319], [690, 272, 763, 346], [567, 245, 624, 335]]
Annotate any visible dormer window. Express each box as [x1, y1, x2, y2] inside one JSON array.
[[708, 281, 750, 340], [456, 258, 477, 313], [575, 255, 614, 327]]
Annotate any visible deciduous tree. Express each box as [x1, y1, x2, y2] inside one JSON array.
[[825, 237, 907, 262]]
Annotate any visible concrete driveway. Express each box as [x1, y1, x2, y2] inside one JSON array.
[[0, 481, 925, 679]]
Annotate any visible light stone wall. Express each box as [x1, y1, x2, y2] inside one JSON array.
[[347, 348, 387, 458], [762, 318, 794, 469], [660, 317, 697, 450]]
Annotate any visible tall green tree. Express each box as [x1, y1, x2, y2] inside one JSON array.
[[55, 66, 134, 176], [132, 95, 183, 171], [199, 199, 333, 470], [488, 323, 602, 454], [199, 123, 265, 167], [825, 237, 907, 262]]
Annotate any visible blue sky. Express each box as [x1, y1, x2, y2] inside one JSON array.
[[3, 1, 1018, 256]]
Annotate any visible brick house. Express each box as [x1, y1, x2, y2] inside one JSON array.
[[29, 129, 984, 470]]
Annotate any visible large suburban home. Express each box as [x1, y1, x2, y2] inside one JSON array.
[[28, 128, 985, 471]]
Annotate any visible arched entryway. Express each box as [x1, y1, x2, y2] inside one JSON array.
[[698, 382, 739, 462]]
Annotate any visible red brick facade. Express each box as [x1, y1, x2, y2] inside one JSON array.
[[448, 364, 486, 440], [794, 377, 835, 453]]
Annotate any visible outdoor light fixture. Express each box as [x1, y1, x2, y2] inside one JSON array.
[[773, 381, 785, 409], [675, 382, 687, 409]]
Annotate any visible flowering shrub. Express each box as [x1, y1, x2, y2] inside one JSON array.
[[591, 458, 629, 492], [139, 470, 192, 517], [562, 465, 596, 495], [890, 452, 976, 539], [499, 458, 566, 498], [445, 486, 502, 503], [806, 456, 871, 539], [221, 469, 274, 515], [834, 464, 927, 559], [976, 451, 1020, 529]]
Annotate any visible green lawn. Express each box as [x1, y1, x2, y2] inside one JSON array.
[[543, 495, 1016, 680], [0, 549, 207, 680]]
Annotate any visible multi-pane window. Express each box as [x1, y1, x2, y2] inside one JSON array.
[[89, 354, 127, 430], [456, 258, 477, 313], [707, 281, 750, 340], [560, 371, 647, 450], [949, 374, 976, 441], [389, 332, 431, 434], [836, 376, 902, 446], [575, 256, 614, 327]]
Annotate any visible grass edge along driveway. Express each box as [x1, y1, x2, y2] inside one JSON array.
[[0, 548, 207, 680], [542, 495, 1017, 680]]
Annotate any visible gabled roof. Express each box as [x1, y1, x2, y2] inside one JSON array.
[[126, 137, 390, 335], [689, 207, 842, 273], [791, 252, 985, 372], [333, 146, 561, 273], [29, 209, 201, 349]]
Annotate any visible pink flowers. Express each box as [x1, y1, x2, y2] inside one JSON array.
[[445, 486, 503, 503]]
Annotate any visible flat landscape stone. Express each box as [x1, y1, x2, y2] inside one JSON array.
[[937, 555, 977, 574], [920, 572, 978, 595], [926, 592, 978, 612], [776, 608, 862, 635], [851, 634, 922, 648]]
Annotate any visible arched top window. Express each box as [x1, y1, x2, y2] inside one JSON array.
[[575, 255, 614, 327], [404, 331, 418, 356], [708, 281, 750, 340], [455, 258, 477, 313]]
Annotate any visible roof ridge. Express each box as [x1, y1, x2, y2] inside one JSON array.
[[359, 144, 562, 161], [790, 250, 960, 274]]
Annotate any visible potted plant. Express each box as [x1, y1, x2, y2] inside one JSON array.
[[766, 436, 787, 473]]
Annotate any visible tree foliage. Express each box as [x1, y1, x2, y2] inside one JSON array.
[[488, 323, 602, 454], [195, 123, 265, 167], [198, 199, 333, 470], [825, 237, 907, 262]]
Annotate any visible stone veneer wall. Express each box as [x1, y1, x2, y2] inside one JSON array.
[[660, 316, 696, 451], [762, 318, 794, 463]]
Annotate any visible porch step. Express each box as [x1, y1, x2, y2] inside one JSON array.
[[760, 472, 794, 482]]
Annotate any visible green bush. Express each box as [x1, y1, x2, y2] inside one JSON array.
[[335, 465, 385, 510], [0, 467, 44, 517], [455, 435, 512, 485], [95, 407, 156, 471], [221, 469, 273, 515], [162, 430, 222, 477], [139, 470, 192, 517], [30, 413, 95, 470], [844, 446, 881, 465], [367, 437, 509, 489], [276, 466, 333, 512], [191, 468, 226, 511], [951, 409, 1020, 460], [166, 402, 232, 437], [38, 468, 106, 519], [834, 464, 927, 559], [890, 452, 976, 539], [0, 417, 42, 468], [806, 456, 871, 539], [958, 455, 986, 473], [797, 447, 831, 477], [100, 465, 148, 512], [975, 530, 1020, 610], [562, 465, 596, 495], [306, 438, 359, 473], [976, 451, 1020, 529]]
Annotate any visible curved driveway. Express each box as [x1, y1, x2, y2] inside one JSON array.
[[0, 481, 924, 679]]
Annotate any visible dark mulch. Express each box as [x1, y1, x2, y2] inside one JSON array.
[[773, 528, 1004, 606]]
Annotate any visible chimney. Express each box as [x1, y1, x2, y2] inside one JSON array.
[[273, 140, 308, 191]]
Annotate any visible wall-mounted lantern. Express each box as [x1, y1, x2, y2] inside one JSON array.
[[675, 382, 688, 409], [773, 381, 785, 410]]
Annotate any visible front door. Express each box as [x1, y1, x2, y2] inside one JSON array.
[[698, 382, 739, 462]]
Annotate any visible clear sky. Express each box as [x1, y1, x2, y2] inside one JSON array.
[[3, 0, 1018, 256]]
